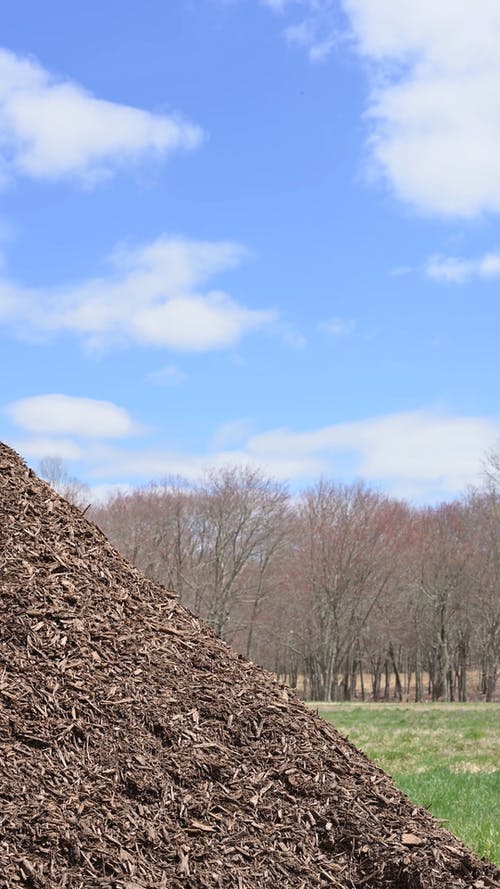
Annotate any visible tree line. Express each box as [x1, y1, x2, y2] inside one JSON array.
[[42, 456, 500, 702]]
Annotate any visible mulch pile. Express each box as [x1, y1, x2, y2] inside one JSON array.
[[0, 443, 498, 889]]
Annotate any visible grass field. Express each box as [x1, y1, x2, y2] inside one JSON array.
[[312, 703, 500, 865]]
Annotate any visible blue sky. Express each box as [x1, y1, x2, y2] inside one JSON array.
[[2, 0, 500, 503]]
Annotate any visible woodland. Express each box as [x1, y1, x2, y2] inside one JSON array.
[[42, 453, 500, 703]]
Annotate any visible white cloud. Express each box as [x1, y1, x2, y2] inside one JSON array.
[[0, 235, 276, 352], [0, 48, 203, 186], [264, 0, 339, 62], [212, 418, 255, 449], [426, 251, 500, 283], [245, 409, 500, 499], [285, 17, 338, 63], [87, 482, 134, 505], [13, 406, 497, 504], [85, 445, 323, 485], [343, 0, 500, 216], [6, 394, 138, 438], [264, 2, 500, 215], [9, 436, 85, 461], [133, 292, 267, 350]]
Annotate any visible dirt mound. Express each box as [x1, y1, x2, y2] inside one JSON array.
[[0, 443, 498, 889]]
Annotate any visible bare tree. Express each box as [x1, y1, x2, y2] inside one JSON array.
[[411, 503, 474, 702], [90, 479, 204, 605], [193, 466, 290, 642], [89, 453, 500, 702], [38, 456, 89, 509], [291, 481, 404, 701], [92, 466, 291, 650], [465, 488, 500, 701]]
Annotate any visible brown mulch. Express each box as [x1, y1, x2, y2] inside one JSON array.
[[0, 443, 498, 889]]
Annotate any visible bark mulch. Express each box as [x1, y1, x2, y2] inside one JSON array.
[[0, 442, 498, 889]]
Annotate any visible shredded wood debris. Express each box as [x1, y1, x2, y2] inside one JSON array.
[[0, 443, 499, 888]]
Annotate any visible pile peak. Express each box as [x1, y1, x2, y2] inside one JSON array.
[[0, 442, 498, 888]]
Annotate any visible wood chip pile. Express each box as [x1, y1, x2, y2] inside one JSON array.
[[1, 443, 498, 889]]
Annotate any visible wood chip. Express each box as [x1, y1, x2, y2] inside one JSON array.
[[401, 833, 425, 846]]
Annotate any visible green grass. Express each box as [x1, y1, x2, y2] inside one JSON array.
[[313, 703, 500, 865]]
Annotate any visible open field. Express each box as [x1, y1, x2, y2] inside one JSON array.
[[311, 702, 500, 865]]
